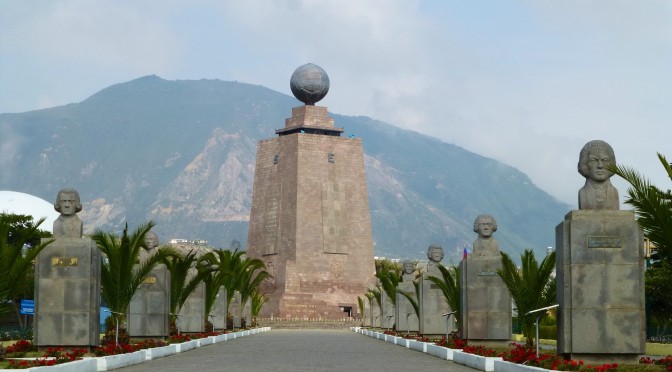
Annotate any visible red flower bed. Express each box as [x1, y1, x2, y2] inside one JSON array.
[[6, 348, 86, 369], [433, 335, 467, 349], [641, 355, 672, 371], [498, 344, 620, 372], [463, 344, 498, 357]]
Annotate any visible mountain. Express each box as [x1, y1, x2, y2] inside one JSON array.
[[0, 75, 571, 262]]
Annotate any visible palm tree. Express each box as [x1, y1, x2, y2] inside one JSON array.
[[611, 153, 672, 326], [610, 153, 672, 262], [426, 264, 461, 334], [376, 270, 401, 308], [0, 214, 53, 326], [93, 222, 176, 335], [498, 249, 556, 347], [164, 250, 209, 321], [198, 250, 235, 323], [250, 289, 268, 326], [236, 259, 270, 323], [366, 287, 382, 327]]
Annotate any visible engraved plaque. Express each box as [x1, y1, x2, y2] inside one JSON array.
[[51, 257, 78, 266], [143, 276, 157, 284], [586, 236, 623, 248]]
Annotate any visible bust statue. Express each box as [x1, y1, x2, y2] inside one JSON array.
[[52, 188, 83, 238], [425, 244, 444, 275], [473, 214, 499, 256], [401, 260, 416, 282], [577, 140, 619, 210], [139, 230, 159, 264]]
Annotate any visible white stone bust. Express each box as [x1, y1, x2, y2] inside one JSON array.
[[425, 244, 443, 275]]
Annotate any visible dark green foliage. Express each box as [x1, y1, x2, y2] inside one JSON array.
[[611, 153, 672, 325], [426, 264, 461, 334], [0, 214, 53, 327], [93, 222, 177, 326], [498, 249, 556, 347], [164, 250, 209, 319]]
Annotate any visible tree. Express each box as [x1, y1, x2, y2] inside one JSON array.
[[236, 258, 269, 323], [426, 264, 461, 334], [198, 250, 235, 323], [611, 153, 672, 326], [93, 222, 176, 337], [164, 250, 209, 324], [250, 289, 268, 326], [498, 249, 556, 347], [0, 214, 53, 327]]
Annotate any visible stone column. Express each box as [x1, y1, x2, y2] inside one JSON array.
[[34, 238, 101, 348], [556, 210, 645, 363], [419, 272, 454, 336], [395, 281, 419, 332], [128, 265, 170, 338], [460, 256, 511, 342], [177, 283, 205, 333]]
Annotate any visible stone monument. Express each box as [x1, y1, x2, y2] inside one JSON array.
[[177, 268, 205, 333], [556, 140, 645, 363], [396, 260, 419, 332], [34, 188, 101, 348], [247, 63, 376, 318], [460, 214, 512, 343], [210, 289, 227, 331], [420, 245, 454, 335], [128, 231, 170, 338]]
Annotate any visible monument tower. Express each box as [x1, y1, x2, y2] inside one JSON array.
[[247, 64, 375, 318]]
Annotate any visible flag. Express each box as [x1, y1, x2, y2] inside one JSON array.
[[462, 246, 468, 261]]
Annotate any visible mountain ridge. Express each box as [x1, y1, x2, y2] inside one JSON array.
[[0, 75, 570, 262]]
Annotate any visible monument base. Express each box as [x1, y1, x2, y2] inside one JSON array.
[[562, 353, 640, 365], [556, 210, 645, 357], [460, 257, 511, 341], [34, 238, 101, 347], [419, 273, 454, 336]]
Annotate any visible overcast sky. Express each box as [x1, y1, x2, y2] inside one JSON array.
[[2, 0, 670, 206]]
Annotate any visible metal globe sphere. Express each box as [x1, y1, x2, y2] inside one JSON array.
[[290, 63, 330, 105]]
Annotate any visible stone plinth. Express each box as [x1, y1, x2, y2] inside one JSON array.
[[34, 237, 101, 347], [460, 256, 511, 341], [229, 292, 241, 328], [420, 273, 454, 336], [211, 289, 227, 330], [247, 105, 376, 318], [395, 281, 419, 332], [371, 300, 381, 327], [177, 283, 205, 333], [556, 210, 645, 362], [128, 265, 170, 338], [380, 293, 395, 330]]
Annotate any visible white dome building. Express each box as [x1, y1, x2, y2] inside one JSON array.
[[0, 191, 59, 233]]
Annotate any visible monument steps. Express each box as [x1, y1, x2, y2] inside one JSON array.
[[255, 319, 360, 329]]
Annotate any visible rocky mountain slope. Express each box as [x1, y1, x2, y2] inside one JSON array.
[[0, 76, 571, 262]]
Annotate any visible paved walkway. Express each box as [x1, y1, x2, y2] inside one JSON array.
[[118, 329, 476, 372]]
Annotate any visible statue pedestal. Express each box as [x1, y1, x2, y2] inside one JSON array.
[[556, 210, 645, 363], [34, 238, 101, 347], [128, 265, 170, 338], [461, 256, 511, 341], [395, 281, 419, 332], [211, 289, 227, 330], [380, 292, 395, 330], [420, 273, 453, 336], [178, 283, 205, 333]]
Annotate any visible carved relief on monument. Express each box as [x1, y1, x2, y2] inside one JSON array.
[[265, 260, 277, 288], [322, 182, 348, 254], [330, 260, 344, 279]]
